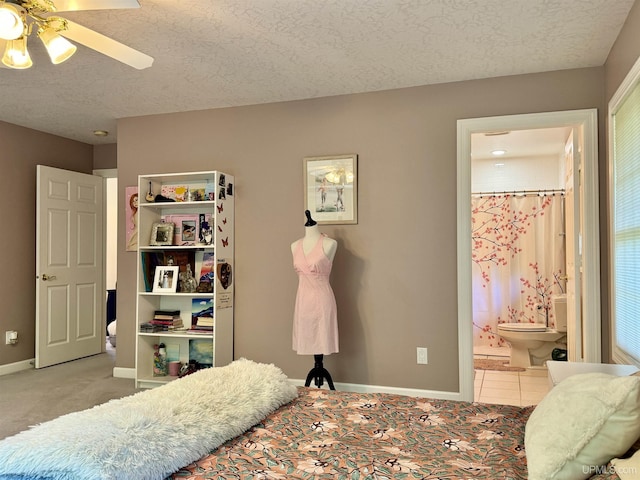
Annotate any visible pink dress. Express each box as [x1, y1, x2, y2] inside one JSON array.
[[292, 235, 339, 355]]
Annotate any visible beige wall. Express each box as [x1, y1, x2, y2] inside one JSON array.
[[606, 0, 640, 100], [93, 144, 117, 170], [116, 68, 604, 392], [0, 121, 93, 366]]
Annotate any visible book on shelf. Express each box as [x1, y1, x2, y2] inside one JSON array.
[[196, 316, 213, 327], [191, 298, 213, 328], [140, 323, 163, 333], [140, 252, 166, 292], [190, 326, 213, 332], [186, 328, 213, 335], [150, 318, 184, 326], [190, 338, 213, 368], [195, 251, 215, 284], [151, 315, 181, 321], [149, 318, 184, 332], [154, 310, 180, 317]]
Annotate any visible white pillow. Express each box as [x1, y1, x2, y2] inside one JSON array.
[[611, 449, 640, 480], [525, 372, 640, 480]]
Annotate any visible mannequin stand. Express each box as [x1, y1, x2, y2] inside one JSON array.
[[304, 354, 335, 390]]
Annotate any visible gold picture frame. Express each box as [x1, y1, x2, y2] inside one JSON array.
[[150, 222, 174, 246], [303, 154, 358, 225]]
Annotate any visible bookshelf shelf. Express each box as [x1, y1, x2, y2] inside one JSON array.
[[138, 292, 212, 297], [135, 171, 234, 388], [138, 331, 214, 339], [139, 245, 215, 251]]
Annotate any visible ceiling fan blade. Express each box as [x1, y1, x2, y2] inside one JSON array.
[[52, 0, 140, 12], [59, 19, 153, 69]]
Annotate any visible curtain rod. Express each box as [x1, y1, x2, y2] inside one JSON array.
[[471, 188, 565, 196]]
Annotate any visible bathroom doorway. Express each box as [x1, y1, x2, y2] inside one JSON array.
[[470, 126, 569, 361], [456, 109, 601, 402]]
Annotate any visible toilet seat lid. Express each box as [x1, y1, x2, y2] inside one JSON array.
[[498, 322, 548, 332]]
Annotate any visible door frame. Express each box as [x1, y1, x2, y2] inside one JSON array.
[[456, 109, 601, 401], [93, 168, 117, 294]]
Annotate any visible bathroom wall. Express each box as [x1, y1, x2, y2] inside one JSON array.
[[472, 153, 565, 193]]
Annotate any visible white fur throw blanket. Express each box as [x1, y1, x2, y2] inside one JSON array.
[[0, 358, 298, 480]]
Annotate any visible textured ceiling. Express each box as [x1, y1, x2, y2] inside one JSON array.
[[0, 0, 634, 145]]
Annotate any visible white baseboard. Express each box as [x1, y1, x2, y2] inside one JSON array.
[[110, 368, 464, 400], [0, 359, 34, 376], [113, 367, 136, 379], [289, 378, 464, 401]]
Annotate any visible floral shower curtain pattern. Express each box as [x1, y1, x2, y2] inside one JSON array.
[[471, 194, 566, 347]]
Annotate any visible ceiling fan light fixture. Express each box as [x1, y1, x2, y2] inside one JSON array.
[[39, 27, 77, 64], [0, 4, 24, 41], [2, 35, 32, 69]]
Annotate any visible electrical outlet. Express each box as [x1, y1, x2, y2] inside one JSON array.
[[417, 347, 428, 364], [5, 331, 17, 345]]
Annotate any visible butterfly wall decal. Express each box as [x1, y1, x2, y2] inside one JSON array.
[[218, 225, 223, 232], [217, 204, 224, 213], [221, 237, 229, 247]]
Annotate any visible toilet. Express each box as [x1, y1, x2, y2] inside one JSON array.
[[497, 294, 568, 368]]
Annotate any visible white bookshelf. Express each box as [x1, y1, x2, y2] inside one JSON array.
[[134, 171, 234, 388]]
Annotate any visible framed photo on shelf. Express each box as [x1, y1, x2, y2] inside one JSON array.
[[153, 266, 179, 293], [162, 214, 199, 246], [304, 154, 358, 225], [150, 222, 174, 246]]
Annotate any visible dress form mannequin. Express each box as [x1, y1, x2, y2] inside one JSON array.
[[291, 210, 338, 389], [292, 210, 337, 261]]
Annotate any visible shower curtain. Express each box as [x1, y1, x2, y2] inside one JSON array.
[[472, 193, 566, 348]]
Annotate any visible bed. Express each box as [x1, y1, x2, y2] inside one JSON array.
[[0, 359, 638, 480], [171, 386, 532, 479]]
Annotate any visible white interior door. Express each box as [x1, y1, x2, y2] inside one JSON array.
[[564, 130, 583, 361], [36, 165, 104, 368]]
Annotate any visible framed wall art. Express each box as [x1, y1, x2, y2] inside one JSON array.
[[150, 222, 174, 246], [152, 266, 179, 293], [125, 186, 138, 252], [304, 154, 358, 225]]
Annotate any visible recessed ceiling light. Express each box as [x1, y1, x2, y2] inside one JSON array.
[[93, 130, 109, 137], [494, 163, 505, 167], [491, 149, 506, 156]]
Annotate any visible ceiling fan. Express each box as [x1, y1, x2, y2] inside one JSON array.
[[0, 0, 153, 69]]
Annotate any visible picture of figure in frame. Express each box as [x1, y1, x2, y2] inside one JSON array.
[[150, 222, 174, 246], [153, 266, 179, 293]]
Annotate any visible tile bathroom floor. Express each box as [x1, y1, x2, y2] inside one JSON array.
[[474, 346, 550, 407]]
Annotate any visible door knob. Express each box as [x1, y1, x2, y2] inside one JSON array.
[[41, 274, 57, 281]]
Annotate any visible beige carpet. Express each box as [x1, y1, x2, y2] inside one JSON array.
[[474, 358, 525, 372], [0, 344, 140, 440]]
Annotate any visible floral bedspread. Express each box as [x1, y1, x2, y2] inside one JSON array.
[[170, 387, 541, 479]]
